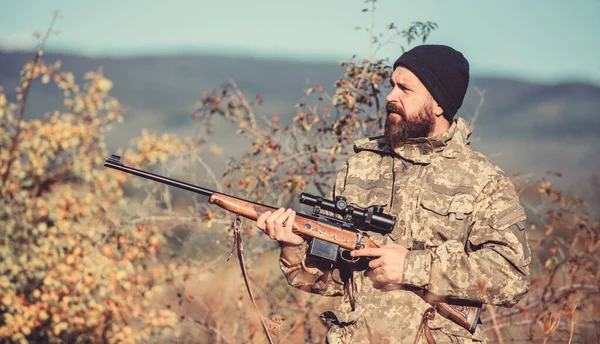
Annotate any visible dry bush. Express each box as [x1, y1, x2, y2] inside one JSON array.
[[482, 174, 600, 343], [0, 50, 194, 343]]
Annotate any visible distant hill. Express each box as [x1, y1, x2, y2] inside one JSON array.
[[1, 50, 599, 198]]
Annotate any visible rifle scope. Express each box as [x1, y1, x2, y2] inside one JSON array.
[[298, 192, 395, 235]]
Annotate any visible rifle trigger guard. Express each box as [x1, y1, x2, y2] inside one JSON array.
[[338, 231, 367, 264]]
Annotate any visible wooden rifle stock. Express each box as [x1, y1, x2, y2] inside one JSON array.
[[210, 193, 481, 333]]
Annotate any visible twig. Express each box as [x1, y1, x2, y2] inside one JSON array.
[[370, 83, 383, 132], [72, 208, 107, 290], [469, 87, 486, 130], [487, 305, 505, 344], [481, 284, 599, 322], [189, 318, 234, 344], [195, 155, 223, 192], [489, 337, 582, 343], [485, 319, 535, 331], [228, 78, 258, 131], [276, 149, 332, 165], [544, 284, 599, 302], [128, 215, 231, 226], [368, 1, 376, 60], [1, 11, 60, 191], [568, 313, 576, 344]]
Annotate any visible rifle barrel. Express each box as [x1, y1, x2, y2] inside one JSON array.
[[103, 154, 214, 198]]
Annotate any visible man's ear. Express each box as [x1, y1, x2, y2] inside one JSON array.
[[432, 99, 444, 117]]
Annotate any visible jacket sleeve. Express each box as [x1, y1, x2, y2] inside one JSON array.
[[277, 162, 349, 296], [401, 174, 531, 307], [278, 241, 345, 296]]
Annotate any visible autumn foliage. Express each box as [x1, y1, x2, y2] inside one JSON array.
[[1, 2, 599, 343], [0, 49, 198, 343]]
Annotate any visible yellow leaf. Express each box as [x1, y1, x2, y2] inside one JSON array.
[[39, 311, 49, 321], [208, 145, 223, 156], [97, 78, 113, 92], [149, 236, 159, 246]]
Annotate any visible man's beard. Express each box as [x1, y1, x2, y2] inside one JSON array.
[[384, 101, 435, 147]]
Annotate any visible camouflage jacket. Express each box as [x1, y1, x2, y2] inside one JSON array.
[[279, 117, 531, 343]]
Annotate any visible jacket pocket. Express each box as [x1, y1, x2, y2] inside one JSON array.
[[342, 176, 392, 210], [418, 191, 475, 245], [488, 206, 531, 266]]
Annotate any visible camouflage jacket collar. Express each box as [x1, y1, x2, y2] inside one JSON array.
[[352, 117, 472, 164]]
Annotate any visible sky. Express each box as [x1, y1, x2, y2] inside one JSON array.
[[1, 0, 599, 85]]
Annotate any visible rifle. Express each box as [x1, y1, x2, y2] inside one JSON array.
[[104, 154, 481, 333]]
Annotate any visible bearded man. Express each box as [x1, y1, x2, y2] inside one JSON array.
[[255, 45, 531, 343]]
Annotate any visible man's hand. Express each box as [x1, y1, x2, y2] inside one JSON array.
[[350, 243, 409, 288], [256, 207, 304, 246]]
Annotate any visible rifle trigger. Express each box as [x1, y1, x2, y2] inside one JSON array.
[[355, 231, 365, 249]]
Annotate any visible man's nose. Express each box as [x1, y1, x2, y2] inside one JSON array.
[[385, 90, 395, 103]]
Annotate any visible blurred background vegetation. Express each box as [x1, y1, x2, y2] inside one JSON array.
[[1, 1, 599, 343]]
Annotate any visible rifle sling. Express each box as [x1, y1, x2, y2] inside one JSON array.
[[228, 215, 275, 344]]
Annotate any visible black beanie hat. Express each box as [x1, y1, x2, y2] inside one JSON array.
[[392, 44, 470, 121]]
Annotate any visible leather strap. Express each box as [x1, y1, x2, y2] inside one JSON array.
[[413, 307, 437, 344], [424, 322, 436, 344], [229, 216, 275, 344], [340, 263, 358, 311]]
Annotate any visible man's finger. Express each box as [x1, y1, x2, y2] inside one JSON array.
[[274, 208, 293, 226], [272, 207, 287, 218], [374, 272, 389, 285], [256, 211, 272, 229], [350, 248, 384, 257], [284, 210, 296, 233], [273, 209, 293, 239], [368, 258, 383, 269], [380, 242, 400, 249], [265, 207, 285, 226]]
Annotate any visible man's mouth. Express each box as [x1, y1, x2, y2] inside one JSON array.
[[387, 111, 404, 120], [385, 102, 404, 118]]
